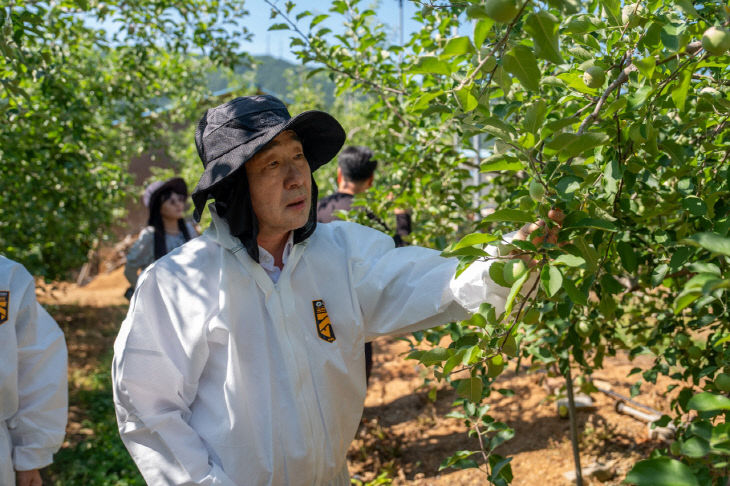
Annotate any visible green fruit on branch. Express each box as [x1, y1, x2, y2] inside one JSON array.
[[702, 26, 730, 56], [502, 259, 528, 285], [687, 345, 702, 360], [674, 333, 691, 349], [583, 66, 606, 89], [528, 179, 545, 202], [576, 320, 594, 337], [484, 0, 519, 23], [670, 441, 681, 456], [715, 373, 730, 393]]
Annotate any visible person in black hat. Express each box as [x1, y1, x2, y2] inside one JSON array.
[[123, 177, 198, 298], [112, 94, 559, 485]]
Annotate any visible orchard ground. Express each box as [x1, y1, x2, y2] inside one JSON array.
[[38, 267, 678, 485]]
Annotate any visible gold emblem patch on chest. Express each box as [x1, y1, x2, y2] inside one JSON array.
[[0, 291, 8, 325], [312, 299, 335, 343]]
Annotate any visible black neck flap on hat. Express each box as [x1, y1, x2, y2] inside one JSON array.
[[208, 169, 319, 264]]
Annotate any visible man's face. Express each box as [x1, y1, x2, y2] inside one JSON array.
[[245, 130, 312, 241]]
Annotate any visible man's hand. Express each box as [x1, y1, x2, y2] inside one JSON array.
[[16, 469, 43, 486], [511, 209, 565, 267], [515, 209, 565, 246]]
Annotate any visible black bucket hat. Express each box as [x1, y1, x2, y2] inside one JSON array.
[[191, 94, 346, 218]]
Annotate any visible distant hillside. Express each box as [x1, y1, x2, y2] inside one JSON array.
[[206, 55, 336, 107]]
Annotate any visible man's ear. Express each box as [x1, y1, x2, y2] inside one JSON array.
[[336, 167, 343, 186], [366, 174, 374, 189]]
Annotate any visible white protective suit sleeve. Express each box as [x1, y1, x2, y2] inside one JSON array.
[[347, 224, 530, 339], [7, 264, 68, 472], [112, 266, 236, 486]]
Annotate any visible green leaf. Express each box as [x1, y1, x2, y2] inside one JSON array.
[[268, 23, 290, 31], [540, 265, 562, 297], [524, 11, 563, 64], [563, 278, 588, 306], [553, 254, 586, 267], [456, 377, 483, 402], [441, 36, 474, 59], [680, 437, 710, 458], [504, 269, 531, 316], [480, 158, 524, 172], [464, 312, 487, 328], [687, 392, 730, 412], [455, 86, 478, 112], [473, 18, 494, 48], [418, 347, 451, 365], [481, 116, 517, 141], [675, 0, 700, 18], [566, 218, 618, 232], [310, 14, 328, 28], [523, 100, 547, 135], [502, 46, 541, 92], [489, 261, 510, 287], [599, 0, 621, 26], [546, 132, 610, 159], [617, 241, 638, 272], [684, 233, 730, 256], [625, 457, 699, 486], [635, 56, 656, 80], [481, 209, 535, 224], [453, 232, 498, 250], [439, 450, 478, 471], [673, 290, 700, 314], [409, 56, 451, 75], [682, 196, 707, 217], [671, 67, 694, 112]]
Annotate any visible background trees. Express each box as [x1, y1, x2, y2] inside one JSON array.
[[0, 0, 250, 279], [269, 0, 729, 483]]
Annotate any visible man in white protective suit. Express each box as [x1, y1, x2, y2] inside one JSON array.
[[0, 256, 68, 486], [112, 95, 556, 485]]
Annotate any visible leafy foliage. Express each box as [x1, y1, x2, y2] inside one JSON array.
[[271, 0, 730, 482], [0, 0, 251, 278]]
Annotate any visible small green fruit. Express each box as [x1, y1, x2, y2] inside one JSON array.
[[503, 259, 528, 285], [670, 441, 681, 456], [576, 320, 594, 337], [558, 404, 569, 418], [715, 373, 730, 393], [484, 0, 519, 23], [674, 333, 691, 349], [687, 345, 702, 360], [702, 26, 730, 56], [583, 66, 606, 89], [528, 179, 545, 202]]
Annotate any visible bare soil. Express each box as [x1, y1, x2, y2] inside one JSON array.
[[38, 268, 673, 485]]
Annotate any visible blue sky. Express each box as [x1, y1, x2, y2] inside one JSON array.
[[242, 0, 423, 63]]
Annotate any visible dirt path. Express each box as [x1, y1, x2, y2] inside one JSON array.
[[40, 269, 671, 485]]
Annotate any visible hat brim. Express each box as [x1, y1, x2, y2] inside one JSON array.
[[191, 110, 346, 204], [146, 177, 188, 207]]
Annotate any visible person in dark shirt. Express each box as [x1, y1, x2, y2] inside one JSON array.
[[317, 146, 411, 383]]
